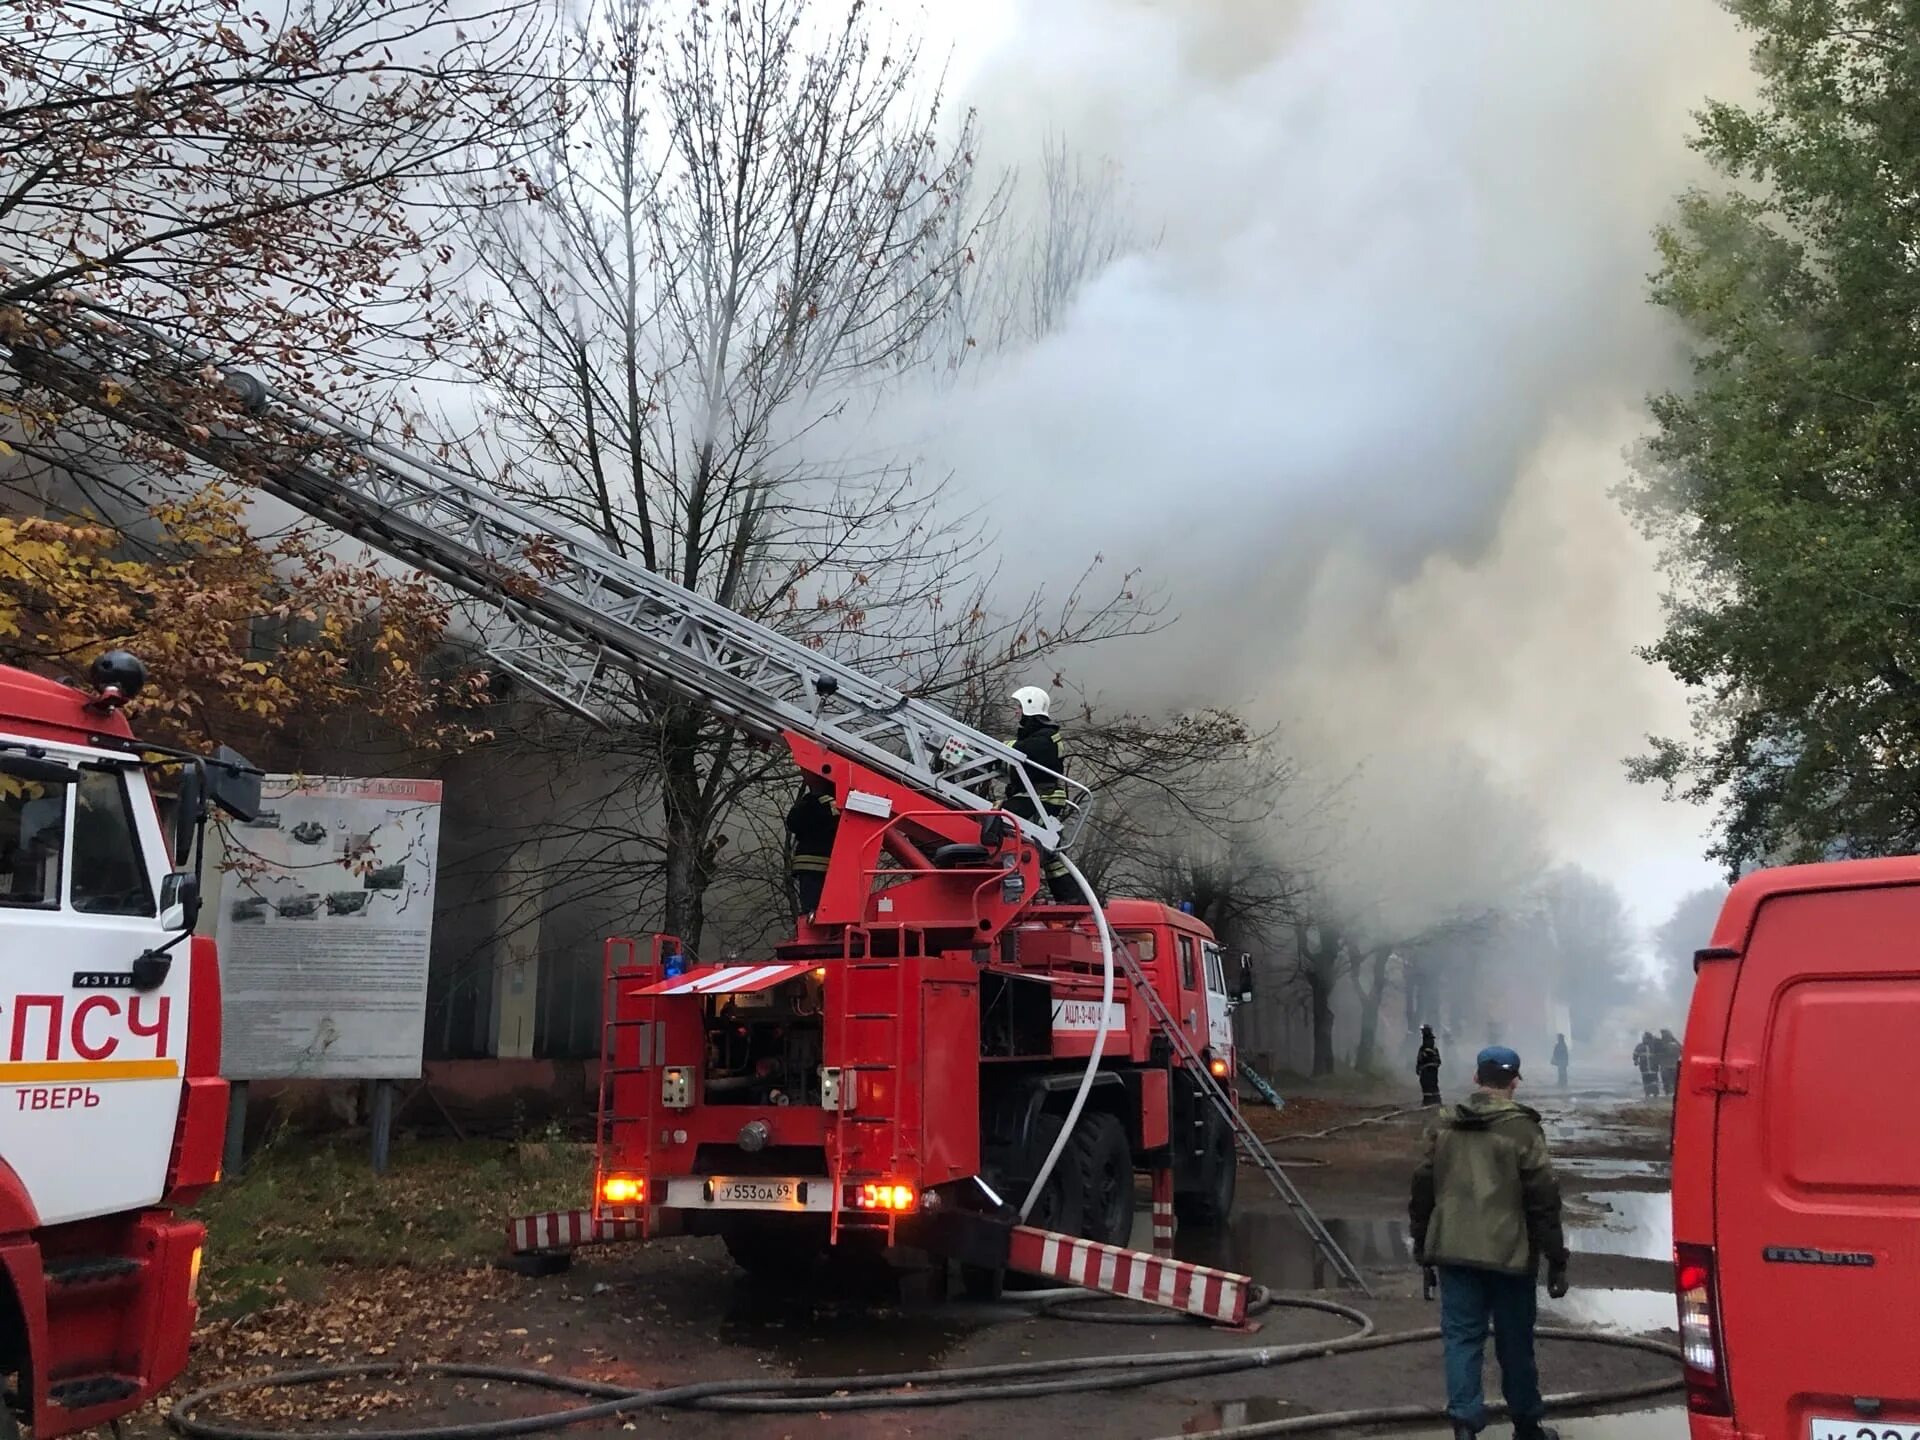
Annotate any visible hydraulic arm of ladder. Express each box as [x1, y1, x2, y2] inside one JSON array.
[[3, 312, 1089, 850]]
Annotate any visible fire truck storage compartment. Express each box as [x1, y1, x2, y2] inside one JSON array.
[[979, 969, 1055, 1057], [702, 980, 823, 1107]]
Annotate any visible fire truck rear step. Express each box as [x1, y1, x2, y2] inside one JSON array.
[[43, 1255, 143, 1289], [47, 1375, 140, 1410]]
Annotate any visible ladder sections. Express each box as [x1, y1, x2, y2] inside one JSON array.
[[1112, 942, 1371, 1294], [4, 312, 1089, 852]]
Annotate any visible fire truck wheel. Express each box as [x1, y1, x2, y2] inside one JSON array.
[[1069, 1111, 1133, 1246], [958, 1263, 1005, 1301], [722, 1219, 826, 1280], [1175, 1113, 1236, 1227], [1021, 1113, 1086, 1238]]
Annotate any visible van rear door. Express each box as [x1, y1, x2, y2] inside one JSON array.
[[1715, 881, 1920, 1435]]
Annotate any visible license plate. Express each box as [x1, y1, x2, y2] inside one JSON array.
[[1812, 1421, 1920, 1440], [712, 1178, 800, 1208]]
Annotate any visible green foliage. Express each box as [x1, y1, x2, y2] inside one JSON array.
[[192, 1136, 589, 1319], [1626, 0, 1920, 871]]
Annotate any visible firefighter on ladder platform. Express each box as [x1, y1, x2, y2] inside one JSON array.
[[1006, 685, 1077, 902], [785, 774, 838, 917]]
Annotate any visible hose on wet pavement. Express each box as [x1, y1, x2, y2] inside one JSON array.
[[167, 1288, 1683, 1440]]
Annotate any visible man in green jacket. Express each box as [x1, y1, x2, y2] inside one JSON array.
[[1409, 1045, 1570, 1440]]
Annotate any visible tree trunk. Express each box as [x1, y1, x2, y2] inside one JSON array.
[[1308, 971, 1336, 1077], [1354, 949, 1391, 1073], [660, 705, 708, 958]]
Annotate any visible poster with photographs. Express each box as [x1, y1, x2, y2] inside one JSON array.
[[214, 776, 442, 1080]]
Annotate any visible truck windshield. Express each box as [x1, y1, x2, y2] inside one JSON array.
[[71, 767, 155, 916], [0, 777, 66, 908]]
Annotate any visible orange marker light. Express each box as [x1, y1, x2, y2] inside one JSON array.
[[601, 1175, 646, 1206], [1209, 1057, 1230, 1078], [853, 1181, 917, 1211], [813, 967, 828, 980]]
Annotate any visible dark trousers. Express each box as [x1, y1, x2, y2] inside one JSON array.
[[1659, 1066, 1678, 1097], [1555, 1063, 1568, 1088], [792, 869, 825, 916], [1438, 1264, 1544, 1430], [1640, 1069, 1659, 1097], [1418, 1066, 1441, 1106]]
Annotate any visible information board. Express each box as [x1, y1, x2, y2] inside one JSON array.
[[213, 776, 442, 1080]]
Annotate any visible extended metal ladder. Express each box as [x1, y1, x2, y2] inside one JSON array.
[[3, 311, 1090, 853], [1112, 942, 1371, 1294]]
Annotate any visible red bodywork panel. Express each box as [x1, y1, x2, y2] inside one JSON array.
[[1, 1211, 204, 1439], [0, 668, 133, 748], [1679, 861, 1920, 1440]]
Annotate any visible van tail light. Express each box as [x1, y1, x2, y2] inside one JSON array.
[[1675, 1242, 1732, 1417]]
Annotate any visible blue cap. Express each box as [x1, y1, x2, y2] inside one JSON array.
[[1476, 1045, 1522, 1080]]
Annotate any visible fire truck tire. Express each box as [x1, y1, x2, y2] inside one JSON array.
[[722, 1220, 825, 1280], [958, 1263, 1005, 1301], [1175, 1113, 1236, 1227], [1068, 1111, 1132, 1246], [1020, 1113, 1085, 1237]]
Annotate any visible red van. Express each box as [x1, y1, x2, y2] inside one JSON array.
[[1673, 858, 1920, 1440]]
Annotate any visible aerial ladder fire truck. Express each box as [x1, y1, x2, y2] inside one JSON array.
[[0, 647, 258, 1438], [3, 305, 1366, 1321]]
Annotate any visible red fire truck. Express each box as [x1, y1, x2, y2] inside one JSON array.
[[4, 305, 1364, 1304], [0, 651, 257, 1437]]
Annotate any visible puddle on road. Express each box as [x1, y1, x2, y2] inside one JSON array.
[[1543, 1286, 1676, 1334], [1558, 1155, 1668, 1182], [717, 1275, 970, 1379], [1568, 1191, 1672, 1263], [1177, 1209, 1413, 1287]]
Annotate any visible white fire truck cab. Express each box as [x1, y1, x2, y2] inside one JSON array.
[[0, 651, 257, 1437]]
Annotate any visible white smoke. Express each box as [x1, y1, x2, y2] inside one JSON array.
[[851, 0, 1758, 924]]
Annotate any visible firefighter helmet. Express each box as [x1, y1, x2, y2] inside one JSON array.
[[1011, 685, 1051, 718]]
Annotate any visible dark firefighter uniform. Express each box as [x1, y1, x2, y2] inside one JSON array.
[[1006, 714, 1076, 903], [785, 783, 837, 917], [1416, 1027, 1443, 1106]]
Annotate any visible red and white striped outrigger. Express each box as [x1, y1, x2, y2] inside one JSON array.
[[505, 1203, 1255, 1327], [1005, 1225, 1252, 1326]]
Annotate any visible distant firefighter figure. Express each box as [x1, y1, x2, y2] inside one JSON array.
[[1657, 1028, 1681, 1097], [1415, 1024, 1442, 1107], [1551, 1032, 1569, 1089], [1632, 1031, 1659, 1098]]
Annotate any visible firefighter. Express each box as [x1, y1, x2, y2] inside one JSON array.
[[784, 775, 837, 918], [1550, 1033, 1569, 1090], [1632, 1032, 1659, 1098], [1657, 1028, 1681, 1097], [1006, 685, 1078, 903], [1410, 1046, 1569, 1440], [1416, 1024, 1443, 1106]]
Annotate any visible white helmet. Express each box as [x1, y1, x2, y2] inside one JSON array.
[[1012, 685, 1051, 718]]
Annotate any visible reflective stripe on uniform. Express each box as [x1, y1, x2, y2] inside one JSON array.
[[791, 855, 829, 873]]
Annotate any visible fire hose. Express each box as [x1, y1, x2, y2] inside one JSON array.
[[169, 854, 1681, 1440], [168, 1291, 1682, 1440]]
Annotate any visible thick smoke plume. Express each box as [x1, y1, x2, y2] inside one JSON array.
[[852, 0, 1760, 924]]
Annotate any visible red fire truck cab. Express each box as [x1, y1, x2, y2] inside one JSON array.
[[0, 655, 257, 1437], [1675, 858, 1920, 1440]]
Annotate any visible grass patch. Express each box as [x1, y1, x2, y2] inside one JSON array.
[[191, 1135, 590, 1319]]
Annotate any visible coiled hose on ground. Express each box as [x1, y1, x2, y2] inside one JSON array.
[[168, 1288, 1682, 1440]]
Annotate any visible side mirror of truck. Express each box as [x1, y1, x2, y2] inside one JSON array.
[[172, 764, 205, 866], [207, 745, 262, 823], [1237, 956, 1255, 1004], [160, 871, 202, 933]]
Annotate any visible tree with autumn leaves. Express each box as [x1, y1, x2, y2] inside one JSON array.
[[1, 0, 563, 751]]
